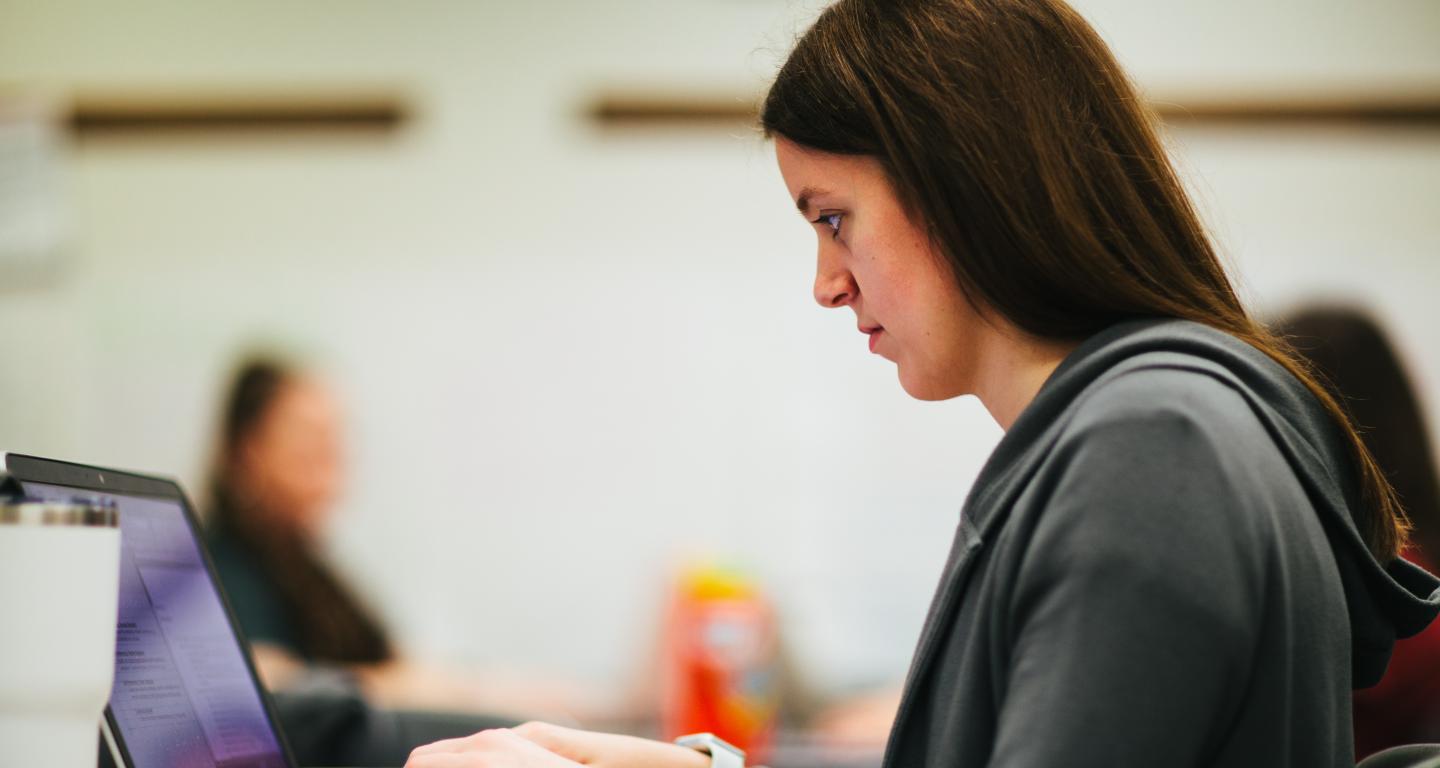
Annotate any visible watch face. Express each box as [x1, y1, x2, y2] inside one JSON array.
[[675, 733, 745, 759]]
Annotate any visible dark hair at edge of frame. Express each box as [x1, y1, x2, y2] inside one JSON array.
[[1278, 308, 1440, 560], [761, 0, 1409, 559]]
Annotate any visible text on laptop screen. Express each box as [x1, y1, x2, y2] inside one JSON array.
[[24, 482, 287, 768]]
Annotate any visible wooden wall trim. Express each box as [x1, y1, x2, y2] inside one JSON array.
[[62, 89, 410, 136], [586, 90, 1440, 130]]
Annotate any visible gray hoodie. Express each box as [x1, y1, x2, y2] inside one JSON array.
[[882, 319, 1440, 768]]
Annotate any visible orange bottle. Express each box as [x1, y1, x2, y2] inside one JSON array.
[[660, 564, 779, 764]]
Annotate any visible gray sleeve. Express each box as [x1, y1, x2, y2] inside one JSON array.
[[988, 408, 1265, 767]]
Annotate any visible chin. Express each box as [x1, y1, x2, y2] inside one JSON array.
[[897, 366, 966, 402]]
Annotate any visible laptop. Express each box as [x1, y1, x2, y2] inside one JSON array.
[[4, 452, 298, 768]]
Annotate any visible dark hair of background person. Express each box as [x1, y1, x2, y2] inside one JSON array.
[[210, 358, 394, 664], [1277, 308, 1440, 562], [760, 0, 1409, 559]]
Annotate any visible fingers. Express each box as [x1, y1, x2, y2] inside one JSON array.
[[403, 727, 596, 768], [512, 717, 590, 760], [410, 723, 679, 768], [407, 728, 551, 764], [409, 729, 495, 756], [511, 724, 711, 768], [511, 721, 558, 743]]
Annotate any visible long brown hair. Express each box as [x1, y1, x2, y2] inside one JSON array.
[[761, 0, 1409, 559], [210, 359, 394, 664]]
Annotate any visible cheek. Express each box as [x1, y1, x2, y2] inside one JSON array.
[[869, 251, 969, 359], [846, 236, 900, 306], [855, 252, 922, 321], [853, 220, 931, 298]]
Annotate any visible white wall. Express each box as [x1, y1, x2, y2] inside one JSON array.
[[1, 0, 1438, 700]]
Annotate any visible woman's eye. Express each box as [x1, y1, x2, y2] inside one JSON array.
[[811, 212, 844, 239]]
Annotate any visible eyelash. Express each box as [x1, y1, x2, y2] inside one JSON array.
[[811, 212, 844, 240]]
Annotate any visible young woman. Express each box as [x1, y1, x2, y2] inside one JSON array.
[[207, 359, 391, 676], [208, 360, 589, 724], [406, 1, 1440, 766]]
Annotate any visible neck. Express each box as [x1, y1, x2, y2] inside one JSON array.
[[971, 325, 1077, 431]]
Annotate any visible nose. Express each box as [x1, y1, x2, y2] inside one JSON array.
[[813, 246, 858, 309]]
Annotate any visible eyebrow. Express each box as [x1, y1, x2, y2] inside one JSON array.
[[795, 186, 829, 217]]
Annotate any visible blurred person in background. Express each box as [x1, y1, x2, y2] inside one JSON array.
[[404, 1, 1440, 767], [206, 358, 388, 681], [205, 358, 592, 738], [1277, 307, 1440, 758]]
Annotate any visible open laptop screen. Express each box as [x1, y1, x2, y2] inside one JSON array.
[[24, 481, 287, 768]]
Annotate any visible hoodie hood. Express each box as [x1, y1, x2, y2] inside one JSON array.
[[1007, 318, 1440, 687]]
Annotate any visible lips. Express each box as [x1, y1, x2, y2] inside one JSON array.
[[860, 324, 884, 353]]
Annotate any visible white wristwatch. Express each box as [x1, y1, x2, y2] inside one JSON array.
[[675, 732, 746, 768]]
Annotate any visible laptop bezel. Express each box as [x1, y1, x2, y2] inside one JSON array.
[[4, 452, 300, 768]]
